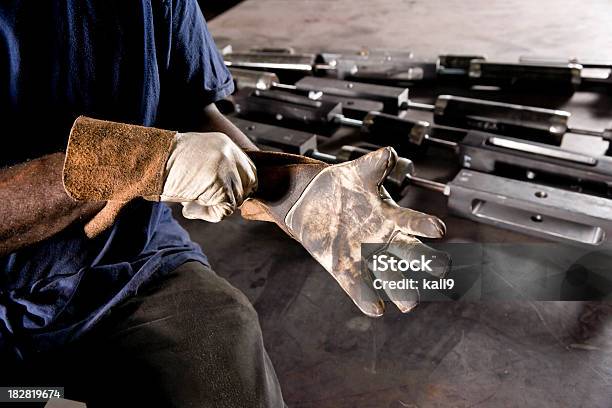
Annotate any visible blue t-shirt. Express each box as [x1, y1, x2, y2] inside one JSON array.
[[0, 0, 234, 359]]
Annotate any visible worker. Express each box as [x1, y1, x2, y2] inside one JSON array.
[[0, 1, 284, 406], [0, 1, 445, 406]]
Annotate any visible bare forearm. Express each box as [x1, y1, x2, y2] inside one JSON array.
[[200, 104, 258, 151], [0, 153, 104, 256]]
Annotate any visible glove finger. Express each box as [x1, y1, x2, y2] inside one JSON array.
[[229, 168, 254, 208], [389, 235, 451, 313], [237, 153, 258, 200], [213, 164, 255, 208], [399, 239, 451, 280], [370, 232, 451, 313], [84, 200, 127, 238], [383, 202, 446, 238], [197, 182, 236, 208], [373, 262, 420, 313], [338, 276, 386, 318], [349, 147, 398, 189], [368, 233, 420, 313], [181, 201, 233, 222]]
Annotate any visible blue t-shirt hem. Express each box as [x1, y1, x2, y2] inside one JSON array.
[[208, 81, 235, 106]]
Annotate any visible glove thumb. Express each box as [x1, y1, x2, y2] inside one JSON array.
[[350, 147, 398, 191], [84, 200, 127, 238]]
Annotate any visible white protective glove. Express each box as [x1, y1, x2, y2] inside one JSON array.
[[160, 132, 258, 222]]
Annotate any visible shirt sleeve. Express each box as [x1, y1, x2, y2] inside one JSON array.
[[163, 0, 234, 118]]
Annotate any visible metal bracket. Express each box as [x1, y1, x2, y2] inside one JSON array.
[[228, 117, 318, 155], [448, 170, 612, 248], [460, 132, 612, 192]]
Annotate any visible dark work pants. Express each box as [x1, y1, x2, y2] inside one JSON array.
[[3, 262, 285, 408]]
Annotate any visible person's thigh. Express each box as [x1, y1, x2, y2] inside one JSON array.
[[8, 261, 285, 408]]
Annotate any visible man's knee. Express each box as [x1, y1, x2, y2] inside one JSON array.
[[170, 262, 261, 337], [200, 278, 262, 344], [69, 262, 282, 407], [166, 264, 280, 403], [188, 263, 255, 306]]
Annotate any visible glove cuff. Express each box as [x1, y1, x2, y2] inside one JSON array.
[[63, 116, 176, 237], [63, 116, 176, 201], [241, 150, 327, 237]]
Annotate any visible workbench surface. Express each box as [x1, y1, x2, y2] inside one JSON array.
[[178, 1, 612, 406]]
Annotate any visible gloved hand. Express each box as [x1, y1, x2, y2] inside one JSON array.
[[241, 147, 447, 317], [63, 116, 256, 237], [160, 132, 257, 222]]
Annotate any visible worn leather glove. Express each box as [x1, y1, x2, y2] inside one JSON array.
[[242, 147, 447, 317], [63, 116, 256, 237], [161, 132, 257, 222]]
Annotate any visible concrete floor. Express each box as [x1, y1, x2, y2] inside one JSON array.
[[179, 211, 612, 407], [181, 1, 612, 406]]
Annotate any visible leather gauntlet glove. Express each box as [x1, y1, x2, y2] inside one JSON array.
[[63, 116, 257, 237], [242, 147, 447, 317]]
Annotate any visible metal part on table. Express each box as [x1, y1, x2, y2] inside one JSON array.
[[230, 118, 374, 165], [361, 111, 432, 149], [233, 108, 612, 247], [309, 93, 385, 119], [229, 68, 390, 115], [307, 145, 376, 164], [519, 55, 612, 69], [234, 88, 451, 153], [318, 48, 415, 64], [321, 53, 484, 81], [484, 137, 596, 165], [445, 170, 612, 248], [468, 60, 583, 92], [249, 46, 296, 54], [347, 60, 439, 82], [322, 52, 428, 80], [359, 111, 459, 153], [225, 49, 484, 83], [230, 68, 282, 90], [433, 95, 571, 145], [294, 76, 409, 114], [234, 89, 344, 127], [238, 88, 435, 152], [437, 54, 487, 76], [215, 37, 233, 55], [319, 50, 416, 76], [409, 94, 612, 145], [228, 117, 318, 154], [519, 55, 612, 85], [223, 55, 599, 141], [226, 50, 430, 81], [225, 47, 607, 93], [224, 52, 320, 72], [224, 52, 358, 76], [459, 131, 612, 191]]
